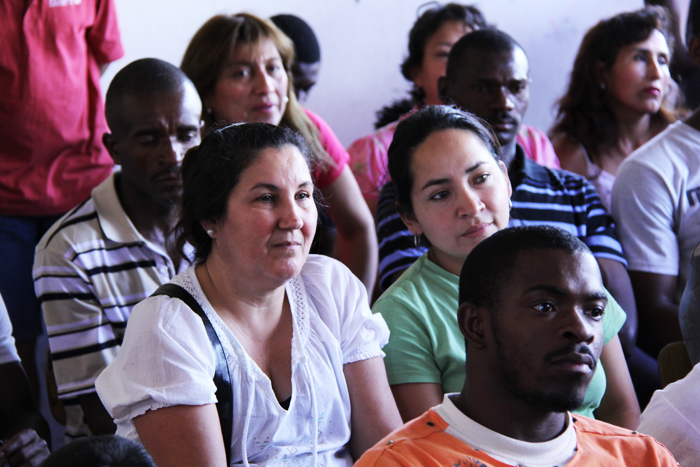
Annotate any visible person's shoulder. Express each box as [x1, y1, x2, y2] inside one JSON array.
[[301, 255, 365, 298], [355, 410, 450, 467], [573, 416, 678, 464], [131, 268, 205, 330], [302, 107, 330, 131], [374, 256, 431, 307], [35, 196, 100, 254], [302, 254, 351, 278], [548, 132, 587, 175], [521, 156, 591, 193], [349, 119, 400, 148], [623, 121, 700, 173]]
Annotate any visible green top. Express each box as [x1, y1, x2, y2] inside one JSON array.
[[373, 254, 627, 418]]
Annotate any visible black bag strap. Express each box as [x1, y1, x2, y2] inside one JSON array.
[[151, 283, 233, 465]]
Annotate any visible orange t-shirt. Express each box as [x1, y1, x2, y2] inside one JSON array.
[[356, 409, 679, 467]]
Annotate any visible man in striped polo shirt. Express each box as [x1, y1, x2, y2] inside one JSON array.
[[376, 29, 637, 354], [33, 59, 202, 440]]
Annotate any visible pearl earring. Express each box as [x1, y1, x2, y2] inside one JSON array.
[[284, 96, 290, 104], [206, 229, 214, 237]]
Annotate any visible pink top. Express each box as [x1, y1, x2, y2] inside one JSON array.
[[347, 115, 561, 204], [517, 125, 561, 169], [304, 109, 350, 190], [0, 0, 124, 216]]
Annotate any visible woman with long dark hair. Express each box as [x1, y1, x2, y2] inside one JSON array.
[[550, 6, 677, 210]]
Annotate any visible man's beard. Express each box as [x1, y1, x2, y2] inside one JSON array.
[[491, 315, 591, 413]]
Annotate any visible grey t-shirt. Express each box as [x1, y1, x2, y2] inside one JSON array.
[[612, 121, 700, 301]]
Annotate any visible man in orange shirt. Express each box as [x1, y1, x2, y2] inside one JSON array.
[[358, 226, 677, 467]]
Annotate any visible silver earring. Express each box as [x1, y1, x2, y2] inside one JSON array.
[[206, 229, 214, 237], [284, 96, 290, 104], [508, 199, 513, 211], [414, 234, 421, 248]]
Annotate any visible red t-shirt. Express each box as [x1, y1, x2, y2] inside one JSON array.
[[0, 0, 124, 216]]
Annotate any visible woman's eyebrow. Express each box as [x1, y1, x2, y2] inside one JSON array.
[[420, 161, 486, 191]]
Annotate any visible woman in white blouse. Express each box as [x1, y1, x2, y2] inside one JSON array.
[[96, 123, 401, 467]]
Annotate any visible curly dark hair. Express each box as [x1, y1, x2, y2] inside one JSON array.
[[374, 3, 489, 128]]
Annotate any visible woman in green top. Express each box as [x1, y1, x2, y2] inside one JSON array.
[[372, 105, 640, 429]]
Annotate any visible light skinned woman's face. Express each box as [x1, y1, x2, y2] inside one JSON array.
[[603, 29, 671, 116], [411, 20, 472, 106], [399, 128, 512, 276], [206, 145, 317, 287], [207, 37, 289, 125]]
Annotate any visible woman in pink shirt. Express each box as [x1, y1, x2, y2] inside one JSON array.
[[181, 13, 378, 293], [348, 3, 559, 217]]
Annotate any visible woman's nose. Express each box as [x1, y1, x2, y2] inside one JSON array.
[[253, 69, 275, 94], [456, 187, 484, 217], [279, 199, 303, 230]]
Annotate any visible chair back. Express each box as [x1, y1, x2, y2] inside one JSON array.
[[658, 341, 693, 387]]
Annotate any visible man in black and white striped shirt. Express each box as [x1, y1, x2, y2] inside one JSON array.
[[33, 58, 202, 440]]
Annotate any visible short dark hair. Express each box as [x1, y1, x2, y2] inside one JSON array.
[[388, 105, 500, 216], [175, 122, 315, 263], [445, 28, 526, 82], [40, 435, 155, 467], [270, 14, 320, 63], [105, 58, 191, 137], [459, 226, 591, 310], [401, 3, 489, 101]]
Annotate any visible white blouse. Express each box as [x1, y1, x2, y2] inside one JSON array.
[[96, 255, 389, 467]]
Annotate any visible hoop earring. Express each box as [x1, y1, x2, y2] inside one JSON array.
[[414, 234, 421, 248]]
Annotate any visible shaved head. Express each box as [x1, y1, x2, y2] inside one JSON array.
[[445, 29, 528, 81], [105, 58, 194, 138]]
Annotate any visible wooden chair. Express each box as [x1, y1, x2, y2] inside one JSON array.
[[657, 341, 693, 388]]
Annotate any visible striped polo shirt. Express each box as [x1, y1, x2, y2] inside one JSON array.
[[377, 146, 627, 290], [33, 172, 186, 439]]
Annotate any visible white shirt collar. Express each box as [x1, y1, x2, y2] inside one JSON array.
[[92, 172, 193, 264], [434, 394, 577, 467]]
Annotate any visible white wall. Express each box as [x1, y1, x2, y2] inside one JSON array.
[[103, 0, 643, 147]]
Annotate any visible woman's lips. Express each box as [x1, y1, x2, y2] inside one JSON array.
[[251, 102, 276, 112], [461, 223, 491, 238]]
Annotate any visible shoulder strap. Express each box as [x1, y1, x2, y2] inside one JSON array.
[[151, 283, 233, 465]]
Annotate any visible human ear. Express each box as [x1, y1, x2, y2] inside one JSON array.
[[458, 302, 487, 349], [594, 60, 607, 90], [397, 204, 424, 237], [498, 161, 513, 198], [200, 219, 217, 238], [102, 133, 121, 165], [689, 36, 700, 68]]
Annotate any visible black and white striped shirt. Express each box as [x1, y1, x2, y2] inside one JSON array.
[[33, 173, 184, 438]]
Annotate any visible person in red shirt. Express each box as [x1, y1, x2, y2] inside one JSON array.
[[358, 226, 678, 467], [0, 0, 123, 399]]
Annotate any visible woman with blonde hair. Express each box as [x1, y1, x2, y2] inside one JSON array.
[[181, 13, 378, 293]]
